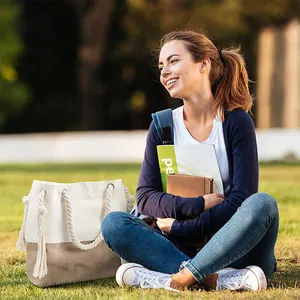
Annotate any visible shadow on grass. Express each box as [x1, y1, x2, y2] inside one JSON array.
[[1, 269, 300, 292], [32, 277, 118, 290], [49, 269, 300, 290], [269, 264, 300, 289], [0, 276, 117, 289]]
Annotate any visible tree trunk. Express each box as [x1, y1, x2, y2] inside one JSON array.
[[78, 0, 115, 130]]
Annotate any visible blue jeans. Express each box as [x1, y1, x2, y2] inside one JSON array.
[[101, 192, 278, 282]]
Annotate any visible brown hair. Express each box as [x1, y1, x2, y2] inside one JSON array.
[[160, 30, 253, 120]]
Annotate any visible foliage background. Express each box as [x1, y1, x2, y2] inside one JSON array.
[[0, 0, 300, 133]]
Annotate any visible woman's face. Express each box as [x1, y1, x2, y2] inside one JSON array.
[[158, 40, 203, 99]]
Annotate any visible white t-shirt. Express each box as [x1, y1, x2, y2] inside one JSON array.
[[172, 106, 230, 193]]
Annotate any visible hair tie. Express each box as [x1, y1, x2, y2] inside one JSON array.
[[218, 49, 225, 64]]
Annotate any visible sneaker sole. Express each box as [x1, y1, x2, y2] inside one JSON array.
[[246, 265, 268, 291]]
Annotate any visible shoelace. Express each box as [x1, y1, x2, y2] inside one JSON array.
[[134, 269, 171, 289], [218, 270, 249, 290]]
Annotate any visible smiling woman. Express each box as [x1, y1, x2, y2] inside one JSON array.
[[158, 32, 252, 121], [101, 30, 279, 293]]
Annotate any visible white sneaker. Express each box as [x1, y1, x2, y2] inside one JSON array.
[[216, 265, 267, 291], [116, 263, 177, 291], [215, 267, 235, 276]]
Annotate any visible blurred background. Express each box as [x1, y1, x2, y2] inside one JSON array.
[[1, 0, 300, 162], [2, 3, 300, 297]]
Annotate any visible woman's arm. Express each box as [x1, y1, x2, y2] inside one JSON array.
[[136, 121, 205, 219], [169, 110, 258, 238]]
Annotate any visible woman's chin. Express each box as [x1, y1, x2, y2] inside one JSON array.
[[168, 89, 181, 99]]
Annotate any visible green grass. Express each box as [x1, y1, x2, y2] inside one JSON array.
[[0, 163, 300, 299]]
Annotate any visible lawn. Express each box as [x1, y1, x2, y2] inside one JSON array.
[[0, 163, 300, 299]]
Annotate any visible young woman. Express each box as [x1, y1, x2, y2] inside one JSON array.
[[101, 30, 279, 292]]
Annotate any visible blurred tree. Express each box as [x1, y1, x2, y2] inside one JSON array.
[[0, 2, 29, 132], [96, 0, 169, 130], [3, 0, 300, 132], [78, 0, 115, 130], [9, 0, 80, 133], [119, 0, 300, 127]]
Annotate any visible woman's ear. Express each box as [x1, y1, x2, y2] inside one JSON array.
[[199, 58, 211, 73]]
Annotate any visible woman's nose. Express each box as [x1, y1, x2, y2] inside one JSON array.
[[161, 66, 171, 77]]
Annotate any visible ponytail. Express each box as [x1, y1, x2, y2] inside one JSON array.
[[213, 47, 253, 120]]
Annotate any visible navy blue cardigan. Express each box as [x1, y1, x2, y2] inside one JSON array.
[[136, 109, 259, 239]]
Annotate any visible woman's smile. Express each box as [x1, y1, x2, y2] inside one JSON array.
[[166, 78, 179, 89]]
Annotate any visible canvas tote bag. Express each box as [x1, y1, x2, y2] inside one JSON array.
[[16, 179, 134, 287]]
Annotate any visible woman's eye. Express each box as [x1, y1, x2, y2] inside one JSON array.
[[158, 60, 178, 73]]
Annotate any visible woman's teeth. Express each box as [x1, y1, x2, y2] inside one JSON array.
[[167, 78, 178, 86]]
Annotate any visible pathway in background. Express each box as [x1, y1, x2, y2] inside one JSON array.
[[0, 129, 299, 163]]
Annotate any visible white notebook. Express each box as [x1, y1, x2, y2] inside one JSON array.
[[157, 144, 223, 194]]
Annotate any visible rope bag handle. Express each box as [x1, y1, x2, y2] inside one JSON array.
[[62, 183, 135, 251]]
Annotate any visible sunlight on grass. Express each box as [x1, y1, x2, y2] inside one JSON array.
[[0, 163, 299, 299]]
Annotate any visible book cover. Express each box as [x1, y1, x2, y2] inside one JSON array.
[[157, 144, 223, 194], [167, 174, 213, 197]]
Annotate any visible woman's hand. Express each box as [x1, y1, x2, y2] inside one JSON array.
[[203, 193, 225, 211], [156, 218, 175, 234]]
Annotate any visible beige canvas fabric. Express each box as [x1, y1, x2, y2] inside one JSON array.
[[26, 241, 120, 287], [16, 179, 134, 287]]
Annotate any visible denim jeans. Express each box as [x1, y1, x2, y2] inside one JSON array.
[[101, 192, 279, 282]]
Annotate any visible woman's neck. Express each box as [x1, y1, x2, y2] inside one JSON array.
[[182, 93, 215, 126]]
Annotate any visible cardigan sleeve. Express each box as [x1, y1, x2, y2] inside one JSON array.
[[170, 110, 259, 238], [136, 121, 205, 219]]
